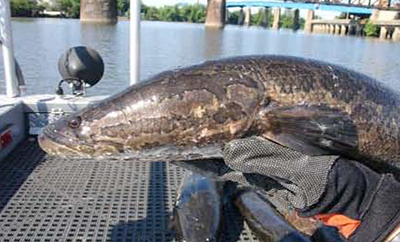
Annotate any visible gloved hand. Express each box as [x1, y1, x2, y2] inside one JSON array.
[[221, 136, 400, 242], [222, 136, 338, 209]]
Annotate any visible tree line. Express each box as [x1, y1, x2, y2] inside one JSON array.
[[10, 0, 80, 17], [227, 10, 305, 29], [10, 0, 305, 29]]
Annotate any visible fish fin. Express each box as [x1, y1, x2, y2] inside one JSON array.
[[259, 105, 358, 156]]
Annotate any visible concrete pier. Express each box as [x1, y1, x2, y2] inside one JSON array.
[[80, 0, 117, 24], [348, 24, 356, 35], [272, 8, 281, 30], [341, 25, 347, 35], [330, 25, 335, 34], [335, 25, 341, 34], [380, 27, 388, 39], [370, 9, 400, 40], [292, 9, 300, 30], [304, 10, 314, 33], [310, 19, 354, 35], [393, 27, 400, 41], [238, 8, 244, 25], [355, 23, 363, 35], [244, 7, 251, 27], [205, 0, 226, 28], [324, 24, 329, 33], [261, 8, 269, 28]]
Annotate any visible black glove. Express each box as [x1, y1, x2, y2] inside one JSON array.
[[223, 136, 338, 209]]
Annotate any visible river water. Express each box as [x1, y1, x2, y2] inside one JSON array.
[[1, 17, 400, 96]]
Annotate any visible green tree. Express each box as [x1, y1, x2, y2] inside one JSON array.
[[118, 0, 129, 16], [251, 10, 273, 27], [54, 0, 80, 18], [10, 0, 41, 17], [158, 5, 181, 22], [364, 20, 379, 37], [227, 11, 240, 25], [141, 4, 206, 23], [179, 4, 206, 23], [251, 11, 261, 26], [144, 6, 160, 21], [280, 14, 294, 28], [191, 4, 206, 23]]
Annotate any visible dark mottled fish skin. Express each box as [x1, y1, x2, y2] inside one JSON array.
[[39, 55, 400, 171], [170, 173, 224, 242], [234, 190, 311, 242]]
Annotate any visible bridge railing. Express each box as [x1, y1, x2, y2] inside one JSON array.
[[226, 0, 399, 12]]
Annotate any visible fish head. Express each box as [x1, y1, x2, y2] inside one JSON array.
[[38, 112, 99, 158]]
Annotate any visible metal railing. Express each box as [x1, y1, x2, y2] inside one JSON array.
[[130, 0, 141, 85], [0, 0, 20, 98]]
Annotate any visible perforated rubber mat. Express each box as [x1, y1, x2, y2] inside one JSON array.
[[0, 138, 259, 242]]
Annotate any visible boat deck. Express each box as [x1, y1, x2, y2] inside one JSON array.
[[0, 137, 258, 242]]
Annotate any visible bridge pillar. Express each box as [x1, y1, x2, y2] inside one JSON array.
[[80, 0, 117, 24], [318, 24, 323, 33], [355, 22, 363, 36], [335, 25, 341, 34], [323, 24, 328, 33], [319, 25, 324, 33], [348, 24, 356, 35], [205, 0, 226, 28], [272, 8, 281, 30], [328, 25, 332, 34], [292, 9, 300, 31], [380, 27, 388, 39], [304, 10, 314, 33], [341, 25, 347, 35], [393, 27, 400, 41], [261, 7, 269, 28], [238, 8, 245, 25], [244, 7, 251, 27], [313, 24, 318, 33]]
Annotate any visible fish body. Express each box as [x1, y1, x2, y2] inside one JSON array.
[[170, 172, 224, 242], [234, 189, 310, 242], [39, 55, 400, 170]]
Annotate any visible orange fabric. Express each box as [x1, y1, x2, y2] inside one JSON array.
[[314, 213, 361, 238]]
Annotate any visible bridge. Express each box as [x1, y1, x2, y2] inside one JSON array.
[[226, 1, 373, 14], [76, 0, 400, 41], [204, 0, 400, 41]]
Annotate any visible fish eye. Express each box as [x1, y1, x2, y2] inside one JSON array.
[[68, 116, 82, 129]]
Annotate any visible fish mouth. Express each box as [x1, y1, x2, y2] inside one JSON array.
[[38, 124, 94, 158]]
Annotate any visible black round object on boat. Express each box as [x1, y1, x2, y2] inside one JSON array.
[[58, 46, 104, 87]]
